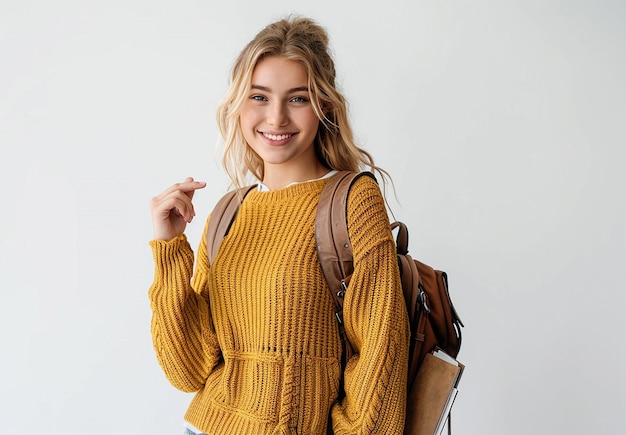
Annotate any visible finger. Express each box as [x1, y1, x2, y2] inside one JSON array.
[[175, 178, 206, 217], [183, 177, 206, 201], [151, 190, 194, 222], [153, 178, 207, 203]]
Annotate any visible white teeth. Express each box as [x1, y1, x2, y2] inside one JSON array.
[[264, 133, 292, 141]]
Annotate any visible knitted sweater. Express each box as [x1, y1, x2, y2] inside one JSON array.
[[149, 175, 410, 434]]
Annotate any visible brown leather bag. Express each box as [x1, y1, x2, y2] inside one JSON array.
[[317, 172, 464, 435], [206, 171, 464, 434]]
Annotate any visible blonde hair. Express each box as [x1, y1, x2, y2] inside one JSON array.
[[217, 16, 390, 190]]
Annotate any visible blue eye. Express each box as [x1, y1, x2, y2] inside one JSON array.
[[290, 96, 308, 103], [251, 95, 266, 101]]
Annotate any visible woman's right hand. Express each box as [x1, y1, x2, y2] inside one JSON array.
[[149, 177, 207, 241]]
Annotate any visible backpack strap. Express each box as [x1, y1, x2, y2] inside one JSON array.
[[206, 185, 257, 265], [392, 221, 428, 384], [315, 170, 377, 364]]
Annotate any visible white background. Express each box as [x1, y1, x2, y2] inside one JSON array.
[[1, 1, 624, 434]]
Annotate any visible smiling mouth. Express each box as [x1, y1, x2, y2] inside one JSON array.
[[262, 132, 293, 141]]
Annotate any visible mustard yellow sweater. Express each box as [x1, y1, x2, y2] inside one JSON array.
[[149, 175, 410, 434]]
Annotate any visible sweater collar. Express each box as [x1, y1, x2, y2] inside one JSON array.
[[257, 170, 338, 192]]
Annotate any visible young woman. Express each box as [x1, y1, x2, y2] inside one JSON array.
[[148, 16, 410, 434]]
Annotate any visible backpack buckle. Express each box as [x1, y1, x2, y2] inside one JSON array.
[[335, 310, 344, 324], [337, 279, 348, 298], [418, 284, 431, 314]]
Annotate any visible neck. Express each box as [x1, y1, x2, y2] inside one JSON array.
[[262, 162, 329, 190]]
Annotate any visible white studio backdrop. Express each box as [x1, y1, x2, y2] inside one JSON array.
[[1, 1, 624, 434]]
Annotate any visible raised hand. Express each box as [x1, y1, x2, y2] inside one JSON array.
[[150, 177, 207, 241]]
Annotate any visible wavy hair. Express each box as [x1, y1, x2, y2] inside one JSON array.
[[217, 16, 391, 191]]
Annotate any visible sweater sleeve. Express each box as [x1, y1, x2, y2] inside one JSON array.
[[330, 175, 410, 434], [148, 218, 221, 392]]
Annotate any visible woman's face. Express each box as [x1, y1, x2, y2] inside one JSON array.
[[239, 56, 320, 177]]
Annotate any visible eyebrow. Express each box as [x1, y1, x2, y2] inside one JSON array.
[[251, 85, 309, 93]]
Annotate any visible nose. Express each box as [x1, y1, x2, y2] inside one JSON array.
[[267, 101, 288, 127]]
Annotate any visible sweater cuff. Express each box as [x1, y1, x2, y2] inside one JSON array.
[[149, 234, 191, 260], [148, 234, 195, 294]]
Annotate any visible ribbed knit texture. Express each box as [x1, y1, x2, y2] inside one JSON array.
[[149, 176, 410, 434]]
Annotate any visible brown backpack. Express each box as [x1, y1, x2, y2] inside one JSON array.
[[206, 171, 464, 432], [315, 172, 463, 385]]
